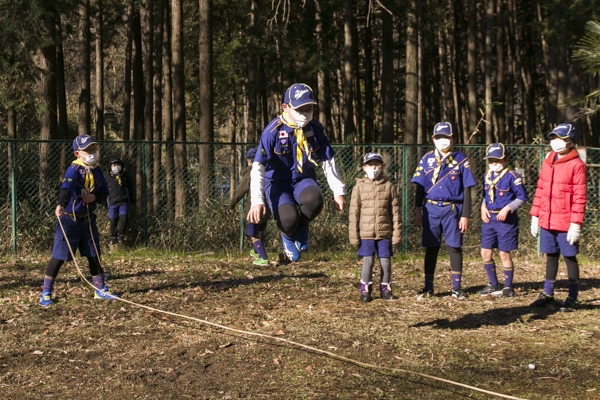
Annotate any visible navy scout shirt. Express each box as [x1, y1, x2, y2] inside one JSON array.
[[482, 169, 528, 211]]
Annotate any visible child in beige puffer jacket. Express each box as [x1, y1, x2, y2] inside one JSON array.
[[349, 152, 401, 302]]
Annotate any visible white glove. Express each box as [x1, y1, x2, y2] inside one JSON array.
[[530, 216, 539, 238], [566, 223, 581, 245]]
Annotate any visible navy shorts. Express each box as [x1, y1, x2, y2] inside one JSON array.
[[108, 203, 129, 219], [540, 228, 579, 257], [264, 178, 320, 217], [422, 201, 463, 248], [357, 239, 393, 258], [481, 212, 519, 252], [51, 214, 101, 261]]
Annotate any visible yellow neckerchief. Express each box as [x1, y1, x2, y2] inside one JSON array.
[[485, 166, 509, 203], [72, 159, 95, 194], [431, 149, 454, 185], [112, 171, 122, 186], [280, 111, 318, 173]]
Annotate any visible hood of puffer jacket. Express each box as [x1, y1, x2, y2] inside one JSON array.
[[108, 156, 124, 167]]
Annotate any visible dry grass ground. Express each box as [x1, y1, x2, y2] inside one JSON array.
[[1, 249, 599, 399]]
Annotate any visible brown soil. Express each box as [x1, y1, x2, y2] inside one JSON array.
[[1, 252, 599, 399]]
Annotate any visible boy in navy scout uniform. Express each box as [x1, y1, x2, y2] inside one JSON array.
[[411, 122, 477, 299], [104, 156, 135, 244], [229, 147, 271, 266], [247, 83, 346, 262], [478, 143, 528, 298], [39, 135, 118, 307]]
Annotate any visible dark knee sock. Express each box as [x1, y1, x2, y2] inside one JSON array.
[[118, 215, 127, 236], [447, 245, 463, 290], [483, 260, 498, 286], [109, 218, 118, 237], [277, 204, 299, 237], [43, 258, 65, 292], [424, 247, 440, 289], [298, 186, 324, 222], [544, 252, 560, 296], [564, 255, 580, 300], [88, 257, 105, 290], [361, 256, 374, 284]]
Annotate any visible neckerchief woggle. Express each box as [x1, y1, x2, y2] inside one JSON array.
[[280, 111, 318, 173], [485, 167, 509, 203], [431, 149, 456, 185]]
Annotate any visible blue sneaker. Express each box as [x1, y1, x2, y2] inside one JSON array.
[[39, 291, 53, 307], [281, 233, 300, 262], [94, 286, 119, 300], [294, 224, 310, 251]]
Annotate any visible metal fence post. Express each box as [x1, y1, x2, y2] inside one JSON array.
[[402, 146, 408, 253], [10, 140, 17, 252]]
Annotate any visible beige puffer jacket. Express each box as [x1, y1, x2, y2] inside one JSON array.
[[349, 175, 401, 246]]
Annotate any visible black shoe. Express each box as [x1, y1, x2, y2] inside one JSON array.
[[476, 284, 503, 296], [502, 287, 516, 298], [560, 297, 579, 312], [109, 236, 118, 245], [360, 292, 373, 302], [451, 288, 468, 299], [118, 235, 124, 243], [417, 287, 434, 297], [530, 292, 554, 307]]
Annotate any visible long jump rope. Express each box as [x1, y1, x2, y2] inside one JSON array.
[[56, 210, 526, 400]]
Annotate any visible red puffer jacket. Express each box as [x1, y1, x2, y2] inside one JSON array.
[[530, 149, 586, 231]]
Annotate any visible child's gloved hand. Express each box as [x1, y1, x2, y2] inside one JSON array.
[[530, 216, 539, 238], [55, 205, 65, 218], [566, 223, 581, 245]]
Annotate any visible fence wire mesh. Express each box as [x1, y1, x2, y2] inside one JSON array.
[[1, 140, 598, 257]]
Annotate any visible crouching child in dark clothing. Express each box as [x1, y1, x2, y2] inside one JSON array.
[[104, 157, 135, 244]]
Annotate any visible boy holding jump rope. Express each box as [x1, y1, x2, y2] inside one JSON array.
[[39, 135, 118, 307]]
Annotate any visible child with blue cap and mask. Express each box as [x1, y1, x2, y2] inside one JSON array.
[[478, 143, 528, 298], [530, 123, 587, 312]]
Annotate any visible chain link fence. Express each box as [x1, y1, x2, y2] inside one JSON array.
[[1, 140, 598, 257]]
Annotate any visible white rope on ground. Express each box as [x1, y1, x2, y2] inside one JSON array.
[[57, 216, 527, 400]]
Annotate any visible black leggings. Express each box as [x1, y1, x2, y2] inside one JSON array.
[[276, 186, 324, 236], [424, 245, 462, 274], [546, 252, 579, 283], [45, 257, 104, 278]]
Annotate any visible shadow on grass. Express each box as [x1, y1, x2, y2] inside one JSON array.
[[127, 272, 328, 294]]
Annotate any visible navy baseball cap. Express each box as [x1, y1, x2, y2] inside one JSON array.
[[432, 121, 454, 137], [547, 123, 576, 141], [283, 83, 317, 109], [485, 143, 506, 159], [362, 152, 384, 165], [245, 148, 258, 160], [72, 135, 97, 151]]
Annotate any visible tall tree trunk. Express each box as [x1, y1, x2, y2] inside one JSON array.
[[404, 0, 418, 144], [246, 0, 258, 143], [133, 8, 144, 209], [94, 0, 104, 140], [153, 0, 165, 213], [56, 15, 68, 140], [78, 0, 91, 136], [229, 83, 238, 202], [484, 0, 494, 143], [343, 0, 356, 141], [172, 0, 186, 218], [380, 8, 394, 143], [495, 0, 506, 143], [162, 3, 174, 213], [198, 0, 214, 206], [123, 0, 134, 141], [142, 0, 154, 143], [466, 0, 477, 143], [315, 0, 334, 136], [362, 0, 374, 143]]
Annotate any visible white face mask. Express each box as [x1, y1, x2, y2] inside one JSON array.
[[111, 165, 122, 174], [82, 153, 98, 166], [289, 108, 313, 128], [550, 138, 567, 153], [434, 138, 451, 152], [488, 164, 504, 173], [364, 167, 381, 180]]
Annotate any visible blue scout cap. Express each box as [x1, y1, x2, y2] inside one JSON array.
[[246, 148, 258, 160], [72, 135, 97, 151], [283, 83, 317, 109], [432, 121, 454, 137], [485, 143, 506, 159], [547, 123, 577, 142], [362, 152, 384, 165]]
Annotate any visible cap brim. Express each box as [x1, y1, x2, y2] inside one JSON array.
[[77, 142, 98, 151], [288, 100, 317, 109]]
